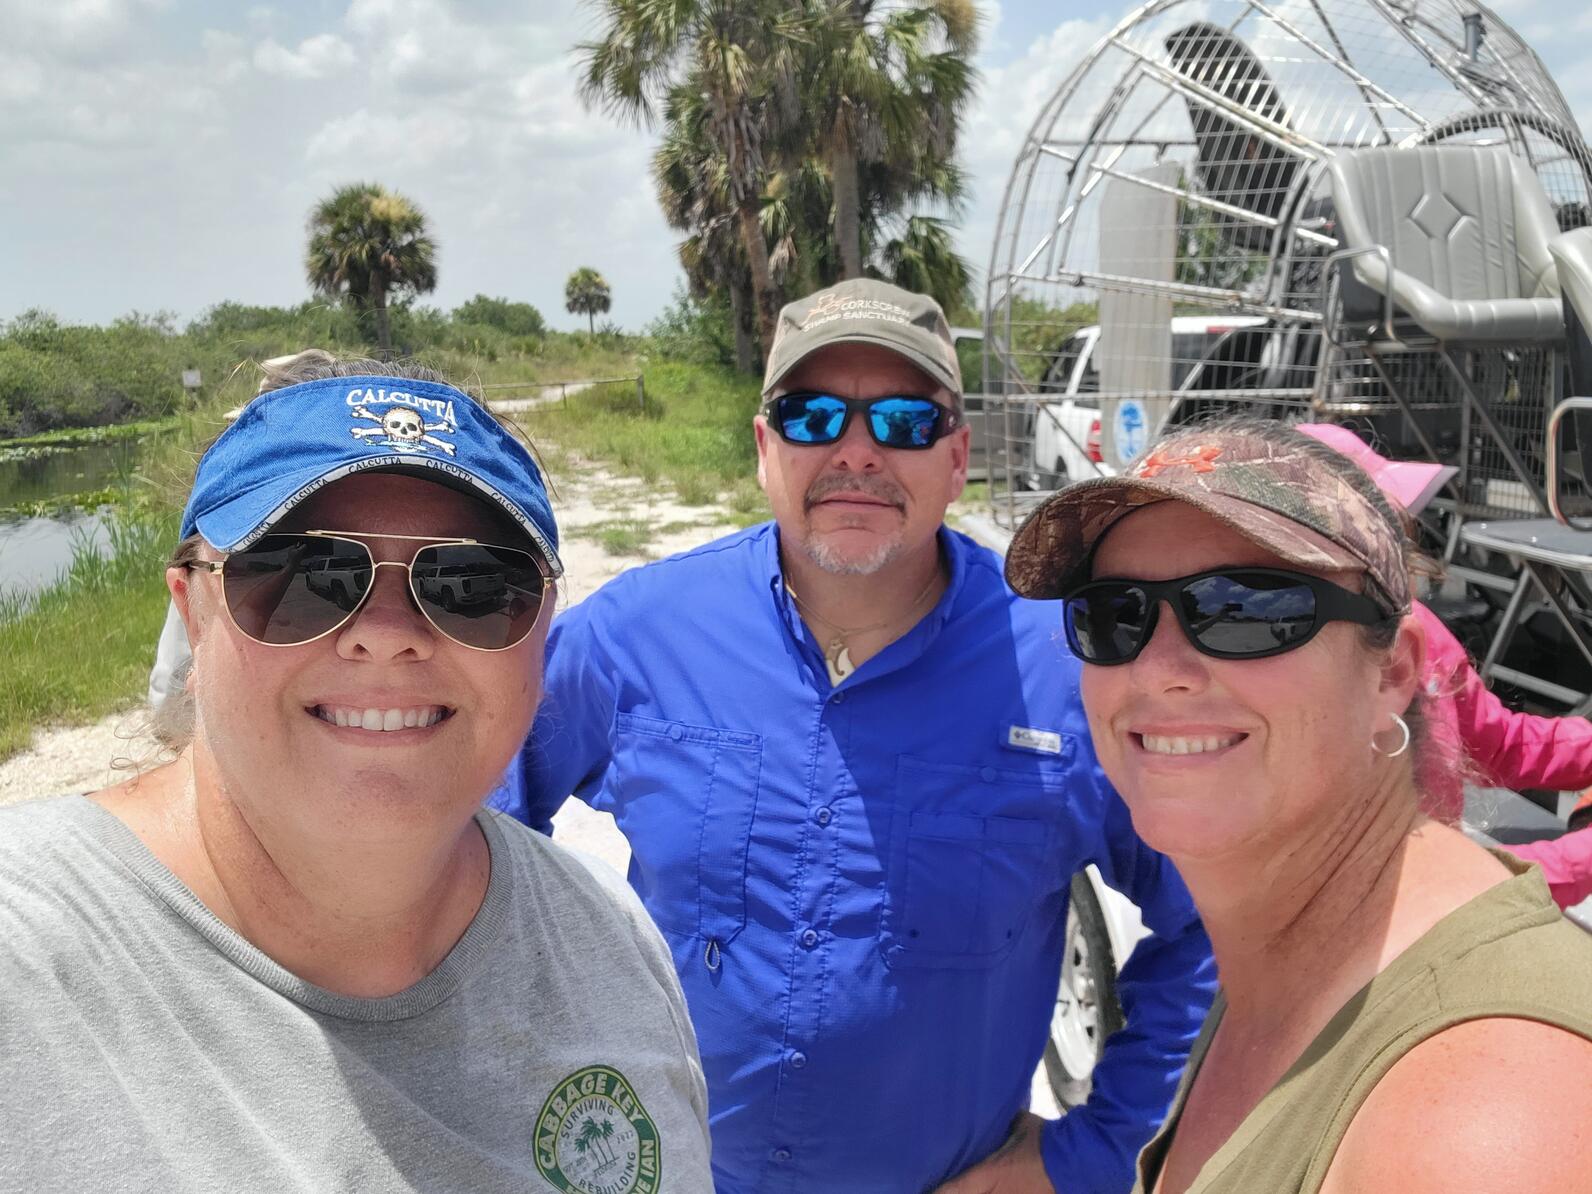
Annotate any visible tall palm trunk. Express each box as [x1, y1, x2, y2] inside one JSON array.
[[831, 131, 864, 279], [588, 311, 596, 336], [370, 272, 392, 357], [736, 198, 779, 357], [729, 268, 758, 374]]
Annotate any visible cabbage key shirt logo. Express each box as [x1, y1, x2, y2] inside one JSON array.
[[535, 1065, 661, 1194]]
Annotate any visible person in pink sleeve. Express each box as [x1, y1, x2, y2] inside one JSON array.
[[1299, 423, 1592, 909]]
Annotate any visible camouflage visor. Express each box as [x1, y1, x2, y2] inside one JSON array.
[[762, 278, 962, 398], [1004, 430, 1412, 613]]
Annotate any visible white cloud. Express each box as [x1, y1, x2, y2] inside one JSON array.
[[253, 34, 357, 80], [6, 0, 1592, 333], [0, 50, 46, 104], [954, 14, 1118, 295], [0, 0, 170, 59]]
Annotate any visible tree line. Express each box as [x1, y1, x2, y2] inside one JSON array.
[[0, 296, 623, 440]]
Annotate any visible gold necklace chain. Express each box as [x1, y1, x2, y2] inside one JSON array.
[[784, 570, 940, 636], [785, 569, 941, 686]]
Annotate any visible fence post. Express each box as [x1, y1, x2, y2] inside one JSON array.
[[636, 374, 645, 411]]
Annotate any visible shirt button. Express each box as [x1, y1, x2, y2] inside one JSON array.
[[979, 765, 997, 782], [668, 724, 684, 742], [771, 1147, 793, 1163], [830, 690, 846, 704], [814, 806, 833, 826], [800, 928, 819, 949], [789, 1050, 808, 1069]]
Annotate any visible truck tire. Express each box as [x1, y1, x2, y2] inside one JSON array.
[[1043, 873, 1125, 1109]]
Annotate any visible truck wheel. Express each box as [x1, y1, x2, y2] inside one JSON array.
[[1044, 873, 1125, 1109]]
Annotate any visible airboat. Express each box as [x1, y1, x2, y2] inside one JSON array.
[[984, 0, 1592, 704]]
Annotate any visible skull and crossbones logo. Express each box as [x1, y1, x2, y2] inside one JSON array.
[[349, 404, 456, 455]]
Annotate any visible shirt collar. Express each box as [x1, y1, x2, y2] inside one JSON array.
[[760, 520, 971, 682]]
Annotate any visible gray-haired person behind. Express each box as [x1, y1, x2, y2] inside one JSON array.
[[0, 357, 712, 1192]]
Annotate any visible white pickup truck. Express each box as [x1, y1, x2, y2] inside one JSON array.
[[1028, 328, 1108, 490], [1026, 315, 1271, 488], [954, 327, 1106, 489]]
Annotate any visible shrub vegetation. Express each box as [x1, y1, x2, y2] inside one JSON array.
[[0, 297, 646, 440]]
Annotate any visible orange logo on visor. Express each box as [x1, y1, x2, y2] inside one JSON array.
[[1136, 445, 1222, 478]]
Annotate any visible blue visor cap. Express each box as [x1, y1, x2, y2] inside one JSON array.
[[180, 375, 562, 575]]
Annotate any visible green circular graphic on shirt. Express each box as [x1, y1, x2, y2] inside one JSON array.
[[534, 1065, 662, 1194]]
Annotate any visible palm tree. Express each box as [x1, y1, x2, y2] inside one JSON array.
[[652, 82, 759, 372], [761, 123, 974, 311], [878, 214, 972, 315], [305, 183, 437, 356], [578, 0, 809, 356], [802, 1, 979, 279], [572, 1115, 619, 1167], [564, 268, 612, 335]]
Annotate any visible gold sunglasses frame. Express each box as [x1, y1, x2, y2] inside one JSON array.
[[183, 529, 555, 652]]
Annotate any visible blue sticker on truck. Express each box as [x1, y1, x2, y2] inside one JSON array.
[[1114, 400, 1147, 464]]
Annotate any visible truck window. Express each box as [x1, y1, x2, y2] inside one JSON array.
[[1076, 354, 1100, 394], [1171, 331, 1217, 389], [1042, 333, 1095, 394]]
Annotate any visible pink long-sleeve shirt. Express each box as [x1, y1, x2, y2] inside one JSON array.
[[1416, 602, 1592, 908]]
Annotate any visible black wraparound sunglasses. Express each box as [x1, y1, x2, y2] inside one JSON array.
[[1063, 568, 1393, 665], [764, 391, 960, 450], [184, 530, 553, 651]]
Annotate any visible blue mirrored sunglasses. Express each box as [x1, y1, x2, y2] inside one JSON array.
[[765, 392, 959, 450]]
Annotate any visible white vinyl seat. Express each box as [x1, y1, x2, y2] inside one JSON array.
[[1327, 146, 1564, 344]]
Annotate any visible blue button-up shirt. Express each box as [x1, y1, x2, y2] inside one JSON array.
[[492, 523, 1214, 1193]]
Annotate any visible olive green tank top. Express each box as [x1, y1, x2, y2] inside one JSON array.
[[1134, 855, 1592, 1194]]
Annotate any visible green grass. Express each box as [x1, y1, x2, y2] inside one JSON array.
[[0, 507, 177, 760], [516, 362, 761, 503], [0, 416, 178, 458], [580, 519, 656, 557]]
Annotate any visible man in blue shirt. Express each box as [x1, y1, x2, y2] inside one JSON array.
[[493, 279, 1214, 1192]]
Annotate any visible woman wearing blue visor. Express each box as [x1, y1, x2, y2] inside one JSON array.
[[0, 356, 712, 1190]]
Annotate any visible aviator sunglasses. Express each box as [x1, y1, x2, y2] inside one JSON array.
[[1063, 567, 1392, 665], [183, 530, 552, 651], [764, 392, 960, 450]]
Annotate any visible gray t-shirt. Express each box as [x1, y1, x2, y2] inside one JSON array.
[[0, 795, 712, 1193]]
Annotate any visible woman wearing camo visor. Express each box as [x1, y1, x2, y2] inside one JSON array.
[[1005, 416, 1592, 1194], [0, 358, 711, 1192]]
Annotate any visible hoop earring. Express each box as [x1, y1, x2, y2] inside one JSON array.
[[1371, 712, 1411, 759]]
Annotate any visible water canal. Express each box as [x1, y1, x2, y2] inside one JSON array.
[[0, 432, 150, 599]]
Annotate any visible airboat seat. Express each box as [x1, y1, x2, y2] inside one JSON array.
[[1550, 227, 1592, 395], [1458, 518, 1592, 710], [1327, 146, 1563, 345]]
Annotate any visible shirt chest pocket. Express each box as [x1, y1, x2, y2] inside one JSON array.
[[879, 756, 1066, 970], [612, 712, 762, 944]]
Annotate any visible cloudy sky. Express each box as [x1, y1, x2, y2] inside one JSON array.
[[1, 0, 1585, 332]]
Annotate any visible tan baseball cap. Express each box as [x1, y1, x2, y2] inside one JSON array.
[[762, 279, 962, 398]]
